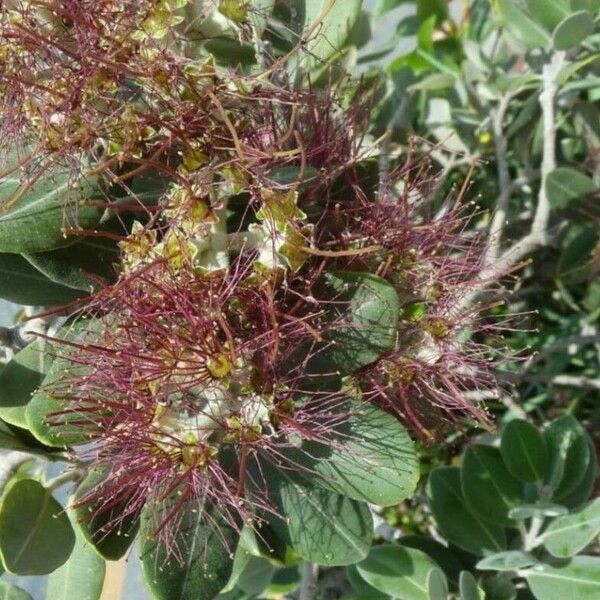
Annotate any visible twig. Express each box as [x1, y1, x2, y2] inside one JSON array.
[[299, 562, 319, 600]]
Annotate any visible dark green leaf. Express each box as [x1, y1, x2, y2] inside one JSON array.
[[461, 445, 524, 527], [0, 339, 51, 428], [428, 467, 506, 556], [357, 545, 444, 600], [545, 168, 596, 209], [45, 510, 106, 600], [73, 468, 139, 561], [141, 498, 238, 600], [301, 402, 419, 506], [0, 479, 75, 575], [267, 470, 373, 566], [544, 416, 591, 497], [481, 572, 517, 600], [500, 420, 549, 483], [0, 168, 102, 253], [347, 564, 390, 599], [0, 253, 84, 305], [553, 11, 594, 50], [557, 223, 599, 285], [559, 438, 598, 509], [297, 271, 400, 377], [525, 556, 600, 599], [543, 498, 600, 558]]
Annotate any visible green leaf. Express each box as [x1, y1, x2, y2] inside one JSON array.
[[553, 11, 594, 50], [0, 583, 34, 600], [525, 0, 570, 30], [26, 320, 100, 447], [140, 498, 238, 600], [459, 571, 483, 600], [481, 573, 517, 600], [428, 467, 506, 556], [0, 339, 51, 428], [357, 545, 444, 600], [544, 416, 591, 497], [427, 567, 448, 600], [347, 564, 390, 599], [267, 470, 373, 566], [300, 0, 363, 68], [416, 0, 448, 24], [375, 0, 409, 18], [476, 551, 537, 572], [559, 438, 598, 508], [546, 168, 596, 209], [73, 468, 139, 561], [461, 445, 524, 527], [525, 556, 600, 599], [0, 479, 75, 575], [298, 271, 400, 377], [0, 168, 102, 253], [236, 556, 275, 596], [23, 238, 118, 293], [543, 498, 600, 558], [509, 503, 568, 520], [496, 0, 552, 48], [45, 510, 106, 600], [500, 420, 549, 483], [301, 402, 419, 506], [0, 253, 84, 305], [400, 536, 465, 587]]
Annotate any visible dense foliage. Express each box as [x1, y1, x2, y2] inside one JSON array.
[[0, 1, 598, 599]]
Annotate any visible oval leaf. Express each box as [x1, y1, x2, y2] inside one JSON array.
[[0, 479, 75, 575], [428, 467, 506, 556], [545, 167, 596, 209], [268, 471, 373, 566], [461, 445, 524, 527], [45, 510, 106, 600], [459, 571, 483, 600], [140, 499, 238, 600], [553, 11, 594, 50], [476, 550, 537, 572], [357, 545, 443, 600], [0, 168, 102, 253], [301, 402, 419, 506], [0, 340, 51, 428], [543, 498, 600, 558], [500, 420, 549, 483]]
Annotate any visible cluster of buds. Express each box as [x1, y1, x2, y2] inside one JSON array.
[[1, 0, 508, 565]]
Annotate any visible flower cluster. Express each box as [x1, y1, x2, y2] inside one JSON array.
[[2, 0, 507, 562]]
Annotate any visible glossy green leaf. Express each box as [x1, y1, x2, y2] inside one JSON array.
[[428, 467, 506, 556], [543, 498, 600, 558], [461, 445, 524, 527], [0, 479, 75, 575], [500, 420, 549, 483], [0, 583, 34, 600], [545, 167, 596, 209], [357, 545, 444, 600], [525, 556, 600, 599], [496, 0, 552, 48], [302, 402, 419, 506], [73, 468, 139, 561], [553, 11, 594, 50], [141, 498, 238, 600], [45, 510, 106, 600], [544, 416, 591, 497], [0, 339, 51, 428], [459, 571, 483, 600], [476, 551, 537, 572], [268, 471, 372, 566], [299, 271, 400, 377], [0, 253, 84, 305], [0, 168, 102, 253], [525, 0, 570, 30], [559, 438, 598, 508]]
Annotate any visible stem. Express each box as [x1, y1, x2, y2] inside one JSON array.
[[299, 561, 319, 600]]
